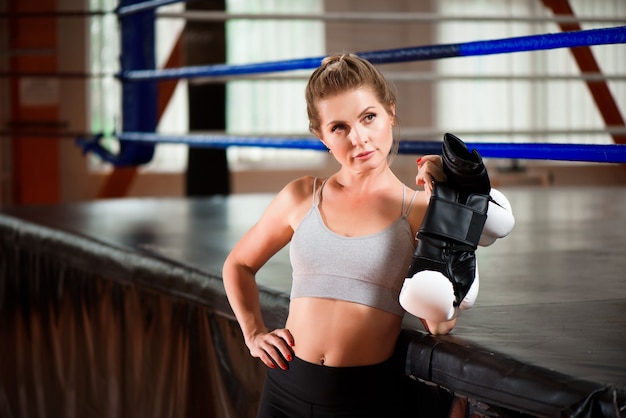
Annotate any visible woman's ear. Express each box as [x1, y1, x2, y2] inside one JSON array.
[[310, 125, 321, 139], [312, 127, 325, 145]]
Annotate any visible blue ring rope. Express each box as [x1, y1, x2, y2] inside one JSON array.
[[89, 11, 626, 166], [106, 132, 626, 163], [116, 0, 193, 16], [121, 25, 626, 81]]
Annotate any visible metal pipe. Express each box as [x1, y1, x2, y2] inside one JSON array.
[[0, 71, 111, 78], [398, 127, 626, 138], [0, 48, 56, 56], [0, 11, 109, 18], [3, 128, 625, 138], [1, 9, 623, 25], [1, 71, 623, 82], [157, 10, 626, 25]]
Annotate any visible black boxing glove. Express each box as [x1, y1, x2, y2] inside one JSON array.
[[400, 134, 490, 322]]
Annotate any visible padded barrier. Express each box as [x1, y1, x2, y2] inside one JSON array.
[[1, 208, 625, 418], [397, 330, 626, 418], [0, 214, 277, 417]]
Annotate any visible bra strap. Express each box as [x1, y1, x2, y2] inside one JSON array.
[[404, 187, 419, 216], [313, 177, 328, 207], [312, 177, 319, 207]]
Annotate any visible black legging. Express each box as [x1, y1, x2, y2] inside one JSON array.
[[256, 355, 405, 418]]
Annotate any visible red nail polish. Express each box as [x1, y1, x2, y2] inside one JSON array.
[[416, 157, 422, 164]]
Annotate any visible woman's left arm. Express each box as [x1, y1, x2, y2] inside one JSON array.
[[415, 155, 446, 198], [409, 154, 459, 335]]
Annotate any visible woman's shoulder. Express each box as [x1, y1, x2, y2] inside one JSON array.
[[268, 176, 321, 229], [268, 176, 320, 217], [280, 175, 320, 202]]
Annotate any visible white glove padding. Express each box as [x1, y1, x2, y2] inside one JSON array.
[[399, 262, 479, 322], [479, 188, 515, 247]]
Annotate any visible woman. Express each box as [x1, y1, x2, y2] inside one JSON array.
[[222, 53, 452, 417]]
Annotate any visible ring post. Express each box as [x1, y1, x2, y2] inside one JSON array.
[[80, 0, 158, 166], [115, 0, 157, 166]]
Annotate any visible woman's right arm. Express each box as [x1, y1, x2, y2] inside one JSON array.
[[222, 178, 311, 369]]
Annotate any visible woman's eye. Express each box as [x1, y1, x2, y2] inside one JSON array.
[[331, 124, 346, 133], [364, 113, 376, 122]]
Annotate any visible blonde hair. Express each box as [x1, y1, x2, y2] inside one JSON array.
[[305, 53, 399, 161]]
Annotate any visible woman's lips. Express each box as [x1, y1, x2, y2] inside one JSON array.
[[354, 150, 374, 160]]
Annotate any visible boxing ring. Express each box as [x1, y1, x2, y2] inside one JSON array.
[[2, 2, 626, 417]]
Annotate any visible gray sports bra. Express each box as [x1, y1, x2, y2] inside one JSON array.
[[289, 178, 418, 316]]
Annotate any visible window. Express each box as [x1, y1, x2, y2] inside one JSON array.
[[435, 0, 625, 150], [225, 0, 326, 170], [89, 0, 119, 171]]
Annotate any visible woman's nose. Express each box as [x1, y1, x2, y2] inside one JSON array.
[[348, 126, 367, 146]]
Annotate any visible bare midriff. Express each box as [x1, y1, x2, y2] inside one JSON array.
[[285, 297, 403, 367]]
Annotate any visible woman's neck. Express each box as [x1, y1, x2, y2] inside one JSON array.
[[332, 165, 398, 192]]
